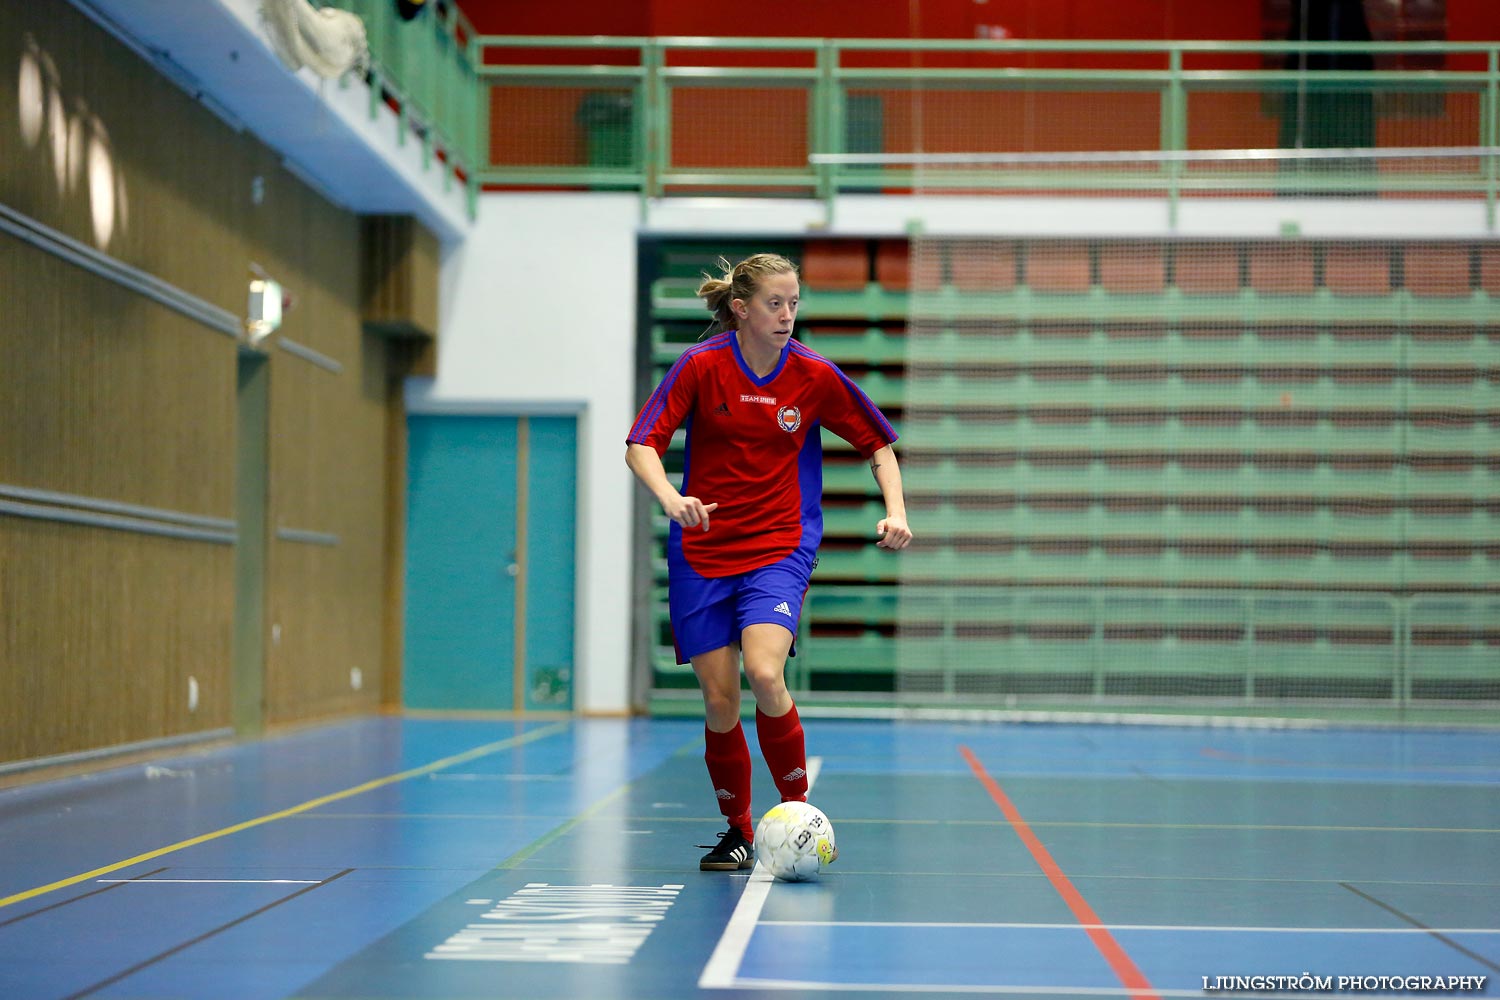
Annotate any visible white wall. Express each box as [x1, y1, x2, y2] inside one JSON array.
[[432, 193, 641, 715], [643, 194, 1494, 239]]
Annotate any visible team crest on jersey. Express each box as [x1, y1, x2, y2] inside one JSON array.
[[776, 405, 802, 432]]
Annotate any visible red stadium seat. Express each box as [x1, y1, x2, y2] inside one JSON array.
[[1173, 243, 1241, 293], [1100, 242, 1165, 293], [1478, 245, 1500, 297], [1324, 244, 1391, 296], [1404, 243, 1472, 298], [908, 243, 946, 292], [949, 242, 1018, 292], [1248, 243, 1316, 295], [875, 239, 912, 290], [801, 239, 868, 291], [1026, 241, 1091, 292]]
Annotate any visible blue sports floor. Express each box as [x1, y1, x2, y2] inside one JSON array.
[[1, 715, 1497, 999]]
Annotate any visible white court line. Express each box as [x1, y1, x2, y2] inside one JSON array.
[[731, 978, 1439, 998], [698, 755, 822, 990], [95, 879, 323, 884], [757, 920, 1500, 934]]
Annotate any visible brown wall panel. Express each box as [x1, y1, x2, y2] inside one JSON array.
[[0, 221, 238, 764], [361, 215, 441, 339], [263, 191, 389, 726], [1, 0, 397, 767], [0, 248, 237, 514], [1, 2, 261, 315], [0, 520, 233, 761]]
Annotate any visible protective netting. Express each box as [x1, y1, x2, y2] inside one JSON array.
[[888, 150, 1499, 723]]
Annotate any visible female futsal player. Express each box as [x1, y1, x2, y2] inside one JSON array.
[[626, 252, 912, 871]]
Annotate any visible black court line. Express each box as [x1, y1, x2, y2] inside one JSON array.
[[0, 867, 169, 929], [1340, 881, 1500, 973], [61, 868, 355, 1000]]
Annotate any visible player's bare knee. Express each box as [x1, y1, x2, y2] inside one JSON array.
[[701, 687, 741, 728], [743, 662, 787, 703]]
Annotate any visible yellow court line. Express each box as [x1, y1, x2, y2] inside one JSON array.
[[0, 721, 570, 911]]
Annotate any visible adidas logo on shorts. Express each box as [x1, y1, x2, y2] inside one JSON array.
[[772, 601, 792, 616]]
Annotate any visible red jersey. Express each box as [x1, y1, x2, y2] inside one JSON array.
[[628, 331, 898, 579]]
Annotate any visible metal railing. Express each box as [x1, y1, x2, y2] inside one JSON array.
[[311, 27, 1500, 220], [467, 36, 1500, 221], [324, 0, 482, 211]]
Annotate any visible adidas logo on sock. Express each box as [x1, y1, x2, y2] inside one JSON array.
[[772, 601, 792, 616], [714, 787, 735, 800], [782, 767, 806, 782]]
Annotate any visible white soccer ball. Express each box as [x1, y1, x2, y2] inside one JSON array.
[[754, 801, 837, 882]]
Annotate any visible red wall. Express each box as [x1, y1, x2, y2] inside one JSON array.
[[460, 0, 1499, 42], [465, 2, 648, 36], [461, 1, 1282, 40], [463, 0, 1500, 79], [464, 0, 1233, 39]]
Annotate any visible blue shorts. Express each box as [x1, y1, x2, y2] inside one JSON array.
[[669, 552, 812, 664]]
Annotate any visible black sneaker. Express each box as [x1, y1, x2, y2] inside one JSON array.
[[698, 827, 755, 871]]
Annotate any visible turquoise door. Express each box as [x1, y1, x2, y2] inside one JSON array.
[[404, 413, 576, 711]]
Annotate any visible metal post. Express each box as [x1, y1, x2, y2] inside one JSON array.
[[1486, 49, 1498, 232], [815, 41, 837, 212], [645, 43, 666, 203], [1161, 47, 1185, 231]]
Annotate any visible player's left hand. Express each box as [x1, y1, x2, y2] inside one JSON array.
[[875, 514, 912, 550]]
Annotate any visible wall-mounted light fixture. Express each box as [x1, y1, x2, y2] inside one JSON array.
[[245, 263, 289, 347], [17, 34, 127, 250]]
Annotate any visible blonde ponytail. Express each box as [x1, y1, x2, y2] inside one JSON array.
[[695, 258, 737, 334]]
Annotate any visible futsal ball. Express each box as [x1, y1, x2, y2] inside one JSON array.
[[754, 801, 837, 882]]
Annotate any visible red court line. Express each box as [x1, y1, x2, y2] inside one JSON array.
[[960, 744, 1160, 1000]]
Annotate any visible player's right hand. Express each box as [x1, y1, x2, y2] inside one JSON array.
[[665, 496, 718, 532]]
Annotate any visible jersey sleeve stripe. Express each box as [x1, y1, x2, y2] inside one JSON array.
[[788, 341, 899, 442], [628, 333, 729, 442]]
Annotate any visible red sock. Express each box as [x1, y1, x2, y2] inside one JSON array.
[[756, 703, 809, 802], [704, 723, 754, 839]]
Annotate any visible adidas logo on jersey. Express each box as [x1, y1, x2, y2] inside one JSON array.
[[781, 767, 806, 782], [713, 402, 730, 415], [772, 601, 792, 616], [714, 787, 735, 800]]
